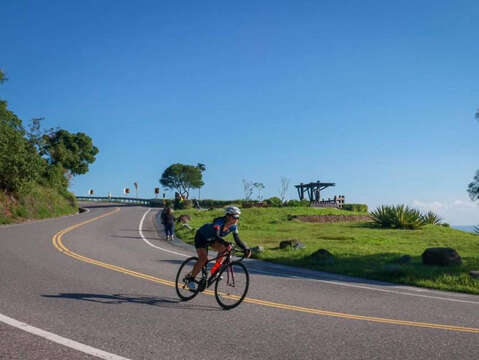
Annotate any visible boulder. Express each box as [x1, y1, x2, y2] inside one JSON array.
[[311, 249, 335, 265], [177, 214, 191, 224], [470, 271, 479, 279], [421, 247, 462, 266], [250, 245, 264, 256], [279, 239, 304, 250]]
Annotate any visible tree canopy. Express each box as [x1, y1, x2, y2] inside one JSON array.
[[468, 109, 479, 201], [43, 130, 99, 176], [0, 70, 98, 194], [160, 163, 204, 199]]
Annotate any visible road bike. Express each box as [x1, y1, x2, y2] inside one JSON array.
[[175, 246, 249, 310]]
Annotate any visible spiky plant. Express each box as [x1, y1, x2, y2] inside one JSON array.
[[370, 205, 424, 230], [474, 225, 479, 235], [420, 211, 442, 225]]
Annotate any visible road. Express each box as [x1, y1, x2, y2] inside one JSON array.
[[1, 203, 478, 359]]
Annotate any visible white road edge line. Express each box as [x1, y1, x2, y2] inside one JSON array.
[[139, 209, 479, 305], [0, 313, 132, 360], [139, 209, 188, 258]]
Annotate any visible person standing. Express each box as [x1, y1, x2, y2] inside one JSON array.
[[162, 207, 175, 240]]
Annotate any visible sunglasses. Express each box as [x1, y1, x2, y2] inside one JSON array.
[[231, 215, 240, 219]]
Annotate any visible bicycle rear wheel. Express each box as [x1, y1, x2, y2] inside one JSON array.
[[175, 256, 201, 301], [214, 261, 249, 310]]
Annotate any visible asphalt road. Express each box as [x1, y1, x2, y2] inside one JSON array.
[[1, 203, 478, 359]]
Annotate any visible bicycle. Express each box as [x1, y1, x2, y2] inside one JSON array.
[[175, 246, 250, 310]]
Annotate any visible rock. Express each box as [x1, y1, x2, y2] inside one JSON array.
[[394, 255, 412, 264], [470, 271, 479, 279], [421, 247, 462, 266], [311, 249, 335, 265], [177, 214, 191, 224], [279, 239, 303, 249], [251, 245, 264, 255]]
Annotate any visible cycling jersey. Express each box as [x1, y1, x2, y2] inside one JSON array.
[[195, 216, 247, 250]]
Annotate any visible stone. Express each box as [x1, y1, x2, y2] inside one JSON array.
[[470, 271, 479, 279], [421, 247, 462, 266], [177, 214, 191, 224], [251, 245, 264, 255], [279, 239, 302, 249], [311, 249, 335, 265]]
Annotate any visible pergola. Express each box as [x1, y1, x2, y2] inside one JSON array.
[[295, 181, 336, 202]]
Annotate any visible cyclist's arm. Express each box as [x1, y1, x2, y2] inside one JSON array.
[[232, 231, 248, 251]]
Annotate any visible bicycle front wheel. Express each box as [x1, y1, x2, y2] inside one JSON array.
[[214, 261, 249, 310], [175, 256, 201, 301]]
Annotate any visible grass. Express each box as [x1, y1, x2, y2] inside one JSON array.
[[174, 207, 479, 295], [0, 184, 78, 224]]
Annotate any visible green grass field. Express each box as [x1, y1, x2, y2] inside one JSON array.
[[175, 207, 479, 294]]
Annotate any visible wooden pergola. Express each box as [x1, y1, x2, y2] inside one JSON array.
[[295, 181, 336, 202]]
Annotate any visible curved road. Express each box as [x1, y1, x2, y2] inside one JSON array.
[[1, 203, 478, 359]]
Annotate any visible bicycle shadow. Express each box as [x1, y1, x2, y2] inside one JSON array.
[[42, 293, 220, 311]]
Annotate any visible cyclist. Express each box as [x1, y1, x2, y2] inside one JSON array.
[[187, 206, 251, 290]]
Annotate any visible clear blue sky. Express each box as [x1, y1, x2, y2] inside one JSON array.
[[1, 1, 479, 224]]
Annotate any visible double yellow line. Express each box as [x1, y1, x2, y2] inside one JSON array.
[[52, 208, 479, 334]]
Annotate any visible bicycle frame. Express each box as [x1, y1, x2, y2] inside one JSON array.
[[198, 248, 244, 291]]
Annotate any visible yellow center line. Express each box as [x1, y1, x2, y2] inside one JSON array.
[[52, 208, 479, 334]]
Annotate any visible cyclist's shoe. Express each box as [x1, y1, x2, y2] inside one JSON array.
[[186, 280, 196, 291]]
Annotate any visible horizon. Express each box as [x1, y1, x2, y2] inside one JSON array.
[[1, 1, 479, 225]]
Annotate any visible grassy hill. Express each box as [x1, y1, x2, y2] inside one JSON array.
[[0, 184, 78, 224], [175, 207, 479, 294]]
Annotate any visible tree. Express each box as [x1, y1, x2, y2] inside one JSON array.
[[253, 182, 265, 201], [469, 110, 479, 201], [160, 163, 204, 199], [196, 163, 206, 200], [280, 177, 290, 204], [43, 130, 99, 176], [242, 179, 254, 201]]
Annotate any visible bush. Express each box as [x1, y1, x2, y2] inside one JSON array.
[[265, 197, 282, 207], [370, 205, 425, 230], [421, 211, 442, 225], [285, 199, 310, 207], [343, 203, 368, 212], [198, 199, 244, 208], [175, 199, 193, 210]]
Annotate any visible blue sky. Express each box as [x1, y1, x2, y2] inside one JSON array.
[[1, 1, 478, 224]]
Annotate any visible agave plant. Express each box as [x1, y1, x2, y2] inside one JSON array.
[[420, 211, 442, 225], [474, 225, 479, 234], [370, 205, 424, 230]]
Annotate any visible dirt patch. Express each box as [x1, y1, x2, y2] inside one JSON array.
[[296, 215, 372, 223]]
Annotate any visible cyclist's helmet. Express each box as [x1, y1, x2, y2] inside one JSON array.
[[225, 206, 241, 218]]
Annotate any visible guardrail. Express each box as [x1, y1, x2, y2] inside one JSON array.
[[76, 196, 162, 206]]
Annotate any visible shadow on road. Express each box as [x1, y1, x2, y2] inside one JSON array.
[[42, 293, 220, 311]]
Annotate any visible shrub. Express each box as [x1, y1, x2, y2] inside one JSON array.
[[343, 204, 368, 212], [370, 205, 424, 230], [285, 199, 310, 207], [175, 199, 193, 210], [421, 211, 442, 225], [266, 197, 282, 207]]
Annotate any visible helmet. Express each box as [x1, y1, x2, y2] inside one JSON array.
[[225, 206, 241, 217]]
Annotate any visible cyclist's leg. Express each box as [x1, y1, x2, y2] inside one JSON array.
[[190, 248, 207, 277], [210, 241, 227, 270], [190, 232, 208, 278]]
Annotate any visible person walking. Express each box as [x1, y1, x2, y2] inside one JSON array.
[[161, 207, 175, 240]]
